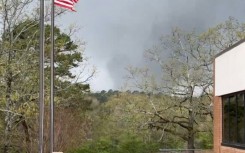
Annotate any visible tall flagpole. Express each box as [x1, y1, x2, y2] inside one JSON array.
[[39, 0, 45, 152], [50, 0, 55, 152]]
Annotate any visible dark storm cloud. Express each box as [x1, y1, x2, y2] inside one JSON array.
[[61, 0, 245, 91], [106, 0, 245, 90]]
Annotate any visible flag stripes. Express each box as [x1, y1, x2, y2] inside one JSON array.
[[54, 0, 79, 11]]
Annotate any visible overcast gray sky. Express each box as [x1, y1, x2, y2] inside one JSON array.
[[59, 0, 245, 92]]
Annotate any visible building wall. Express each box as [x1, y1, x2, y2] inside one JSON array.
[[220, 146, 245, 153], [214, 41, 245, 153], [215, 42, 245, 96], [213, 96, 222, 153]]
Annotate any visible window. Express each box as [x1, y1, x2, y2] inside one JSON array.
[[222, 91, 245, 148]]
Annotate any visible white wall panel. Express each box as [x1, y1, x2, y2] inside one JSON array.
[[215, 42, 245, 96]]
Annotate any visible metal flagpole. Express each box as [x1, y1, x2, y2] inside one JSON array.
[[50, 0, 55, 152], [39, 0, 45, 152]]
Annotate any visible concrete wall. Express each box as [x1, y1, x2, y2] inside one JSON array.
[[220, 146, 245, 153]]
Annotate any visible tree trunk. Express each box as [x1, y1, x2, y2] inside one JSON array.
[[187, 107, 195, 153], [21, 118, 31, 153], [187, 131, 195, 153]]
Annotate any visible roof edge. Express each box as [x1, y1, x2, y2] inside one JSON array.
[[215, 39, 245, 58]]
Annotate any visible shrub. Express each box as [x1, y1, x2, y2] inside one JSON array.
[[69, 135, 160, 153]]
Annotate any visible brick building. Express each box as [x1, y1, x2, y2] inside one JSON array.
[[214, 40, 245, 153]]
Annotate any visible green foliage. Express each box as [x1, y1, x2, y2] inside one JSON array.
[[195, 132, 213, 149], [0, 15, 91, 152], [69, 135, 160, 153], [118, 135, 160, 153], [91, 90, 120, 103], [56, 81, 90, 108], [159, 133, 185, 149], [88, 93, 187, 150]]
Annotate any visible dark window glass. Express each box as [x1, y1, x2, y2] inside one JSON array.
[[229, 96, 237, 143], [237, 94, 245, 144], [223, 97, 229, 143], [222, 91, 245, 147]]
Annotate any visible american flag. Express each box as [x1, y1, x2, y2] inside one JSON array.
[[54, 0, 79, 11]]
